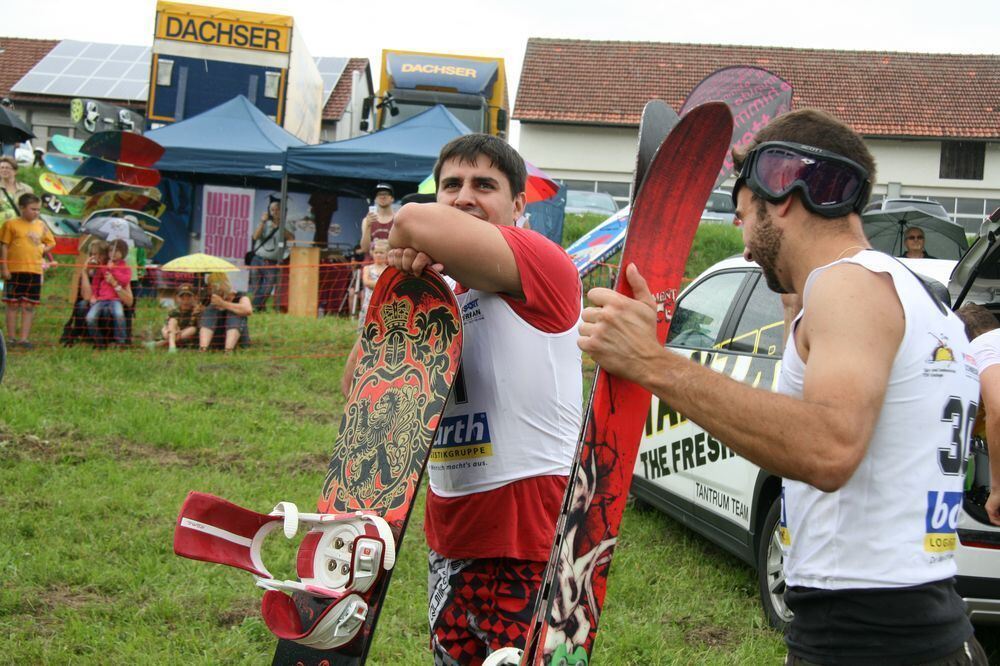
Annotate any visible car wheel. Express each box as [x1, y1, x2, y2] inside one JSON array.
[[756, 498, 792, 631]]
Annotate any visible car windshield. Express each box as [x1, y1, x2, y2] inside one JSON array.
[[567, 191, 617, 213], [705, 191, 735, 213]]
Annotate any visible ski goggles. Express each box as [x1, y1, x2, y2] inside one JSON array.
[[732, 141, 871, 218]]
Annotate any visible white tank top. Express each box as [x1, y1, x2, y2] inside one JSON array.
[[428, 287, 583, 497], [778, 250, 979, 589]]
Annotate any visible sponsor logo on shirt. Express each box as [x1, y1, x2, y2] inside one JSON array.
[[430, 412, 492, 461], [779, 488, 791, 546], [462, 298, 484, 323], [924, 490, 961, 552], [924, 334, 957, 378]]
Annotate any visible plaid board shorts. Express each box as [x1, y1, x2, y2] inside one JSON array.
[[3, 272, 41, 304], [428, 549, 546, 666]]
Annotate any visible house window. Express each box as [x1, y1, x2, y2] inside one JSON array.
[[940, 141, 985, 180]]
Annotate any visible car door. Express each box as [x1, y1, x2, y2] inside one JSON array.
[[634, 267, 785, 563]]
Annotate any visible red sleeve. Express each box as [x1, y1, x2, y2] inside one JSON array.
[[496, 226, 581, 333], [113, 264, 132, 285]]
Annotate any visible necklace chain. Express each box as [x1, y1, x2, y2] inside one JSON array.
[[834, 245, 867, 262]]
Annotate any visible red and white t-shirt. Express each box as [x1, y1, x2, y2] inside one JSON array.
[[425, 226, 583, 561]]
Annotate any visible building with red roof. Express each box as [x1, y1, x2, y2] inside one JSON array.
[[515, 38, 1000, 228]]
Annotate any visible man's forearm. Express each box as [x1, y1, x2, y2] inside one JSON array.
[[639, 348, 865, 490]]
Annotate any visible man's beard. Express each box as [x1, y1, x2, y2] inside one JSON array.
[[751, 211, 787, 294]]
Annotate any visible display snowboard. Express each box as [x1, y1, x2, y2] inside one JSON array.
[[42, 153, 82, 176], [80, 130, 165, 167], [70, 98, 144, 134], [75, 156, 161, 187], [173, 267, 463, 664], [493, 101, 734, 666]]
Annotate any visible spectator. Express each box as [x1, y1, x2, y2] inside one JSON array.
[[157, 284, 201, 352], [359, 183, 395, 256], [199, 273, 252, 353], [86, 239, 132, 347], [248, 195, 293, 310], [0, 156, 33, 227], [358, 239, 389, 330], [901, 226, 934, 258], [1, 193, 55, 349], [60, 239, 109, 345]]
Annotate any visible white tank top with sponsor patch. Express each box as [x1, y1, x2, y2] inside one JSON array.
[[778, 250, 979, 589], [428, 285, 583, 497]]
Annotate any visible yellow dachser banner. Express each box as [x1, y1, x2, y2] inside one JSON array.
[[156, 1, 291, 53]]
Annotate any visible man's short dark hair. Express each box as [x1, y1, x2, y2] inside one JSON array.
[[433, 134, 526, 197], [17, 192, 39, 208], [956, 303, 999, 341], [733, 109, 877, 217]]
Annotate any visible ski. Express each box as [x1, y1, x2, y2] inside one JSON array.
[[516, 101, 733, 666], [630, 100, 679, 206]]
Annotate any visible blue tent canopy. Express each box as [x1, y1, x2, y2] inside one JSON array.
[[146, 96, 304, 179], [285, 105, 473, 183]]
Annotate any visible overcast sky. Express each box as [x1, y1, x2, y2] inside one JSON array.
[[4, 0, 998, 145]]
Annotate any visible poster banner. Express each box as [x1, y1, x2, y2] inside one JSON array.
[[201, 185, 254, 290], [680, 67, 793, 188]]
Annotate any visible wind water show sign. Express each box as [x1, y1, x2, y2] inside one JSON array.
[[202, 186, 253, 259]]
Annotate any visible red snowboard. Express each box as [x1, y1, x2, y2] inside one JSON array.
[[75, 156, 161, 187], [519, 102, 733, 665], [271, 267, 463, 664], [81, 130, 165, 167]]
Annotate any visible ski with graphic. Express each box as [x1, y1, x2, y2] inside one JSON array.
[[172, 268, 462, 665], [69, 176, 159, 199], [514, 102, 733, 666]]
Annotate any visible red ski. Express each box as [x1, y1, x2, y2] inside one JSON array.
[[514, 102, 733, 666]]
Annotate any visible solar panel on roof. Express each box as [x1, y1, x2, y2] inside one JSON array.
[[12, 39, 150, 102], [314, 56, 349, 105]]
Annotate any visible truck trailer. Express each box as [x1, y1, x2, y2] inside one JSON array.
[[147, 1, 323, 143], [365, 50, 508, 138]]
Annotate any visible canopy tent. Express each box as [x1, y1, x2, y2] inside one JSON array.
[[146, 95, 304, 179], [285, 105, 473, 185]]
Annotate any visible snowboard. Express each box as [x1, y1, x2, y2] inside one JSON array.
[[69, 176, 159, 199], [41, 192, 84, 218], [70, 98, 144, 135], [51, 134, 85, 158], [75, 156, 161, 187], [83, 191, 165, 220], [38, 172, 80, 196], [43, 153, 82, 176], [271, 266, 463, 665], [516, 102, 733, 666], [81, 131, 164, 167]]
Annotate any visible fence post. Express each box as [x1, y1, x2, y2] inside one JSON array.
[[288, 246, 319, 317]]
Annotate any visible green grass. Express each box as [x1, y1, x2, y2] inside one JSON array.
[[2, 229, 994, 664]]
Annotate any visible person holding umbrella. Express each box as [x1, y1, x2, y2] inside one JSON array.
[[902, 226, 934, 258]]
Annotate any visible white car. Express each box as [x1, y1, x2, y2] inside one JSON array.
[[631, 254, 1000, 629]]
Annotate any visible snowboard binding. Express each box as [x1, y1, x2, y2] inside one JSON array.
[[173, 491, 396, 649]]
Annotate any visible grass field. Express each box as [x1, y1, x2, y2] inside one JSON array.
[[1, 222, 995, 664]]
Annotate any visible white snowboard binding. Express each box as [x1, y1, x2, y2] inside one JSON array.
[[173, 491, 395, 649], [483, 647, 524, 665]]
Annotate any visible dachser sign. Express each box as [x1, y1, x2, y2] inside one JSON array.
[[156, 13, 290, 53], [400, 63, 478, 78]]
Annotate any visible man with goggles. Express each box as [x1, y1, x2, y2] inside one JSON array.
[[578, 109, 986, 664]]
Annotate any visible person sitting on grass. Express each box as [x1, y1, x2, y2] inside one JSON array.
[[157, 283, 201, 352], [198, 273, 252, 353], [85, 239, 132, 347], [61, 239, 109, 345]]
